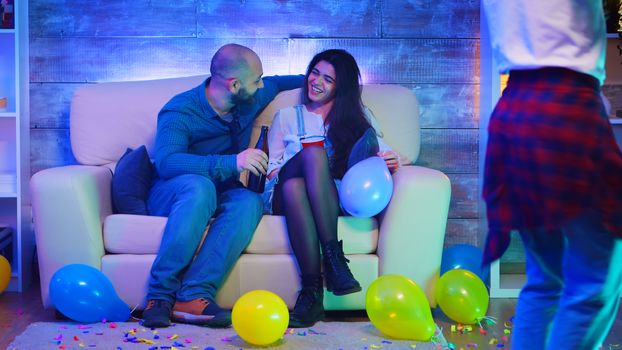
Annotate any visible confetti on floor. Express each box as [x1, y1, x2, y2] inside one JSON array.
[[9, 321, 450, 350], [442, 314, 514, 350]]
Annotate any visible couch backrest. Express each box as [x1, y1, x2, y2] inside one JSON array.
[[71, 75, 420, 165]]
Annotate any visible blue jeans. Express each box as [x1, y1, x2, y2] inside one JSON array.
[[512, 210, 622, 350], [146, 174, 262, 303]]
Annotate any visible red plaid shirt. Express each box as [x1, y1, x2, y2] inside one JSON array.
[[482, 68, 622, 265]]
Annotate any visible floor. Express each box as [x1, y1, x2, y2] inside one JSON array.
[[0, 283, 621, 349]]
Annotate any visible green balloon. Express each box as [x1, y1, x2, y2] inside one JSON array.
[[436, 269, 489, 324], [366, 274, 435, 341]]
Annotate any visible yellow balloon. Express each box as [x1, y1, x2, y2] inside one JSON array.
[[0, 255, 10, 293], [365, 274, 435, 341], [435, 269, 489, 324], [232, 290, 289, 346]]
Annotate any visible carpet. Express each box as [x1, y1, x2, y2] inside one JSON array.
[[7, 321, 449, 350]]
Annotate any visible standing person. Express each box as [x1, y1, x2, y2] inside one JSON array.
[[265, 49, 400, 327], [481, 2, 622, 349], [141, 43, 303, 328]]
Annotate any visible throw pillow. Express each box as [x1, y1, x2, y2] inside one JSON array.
[[111, 145, 154, 215]]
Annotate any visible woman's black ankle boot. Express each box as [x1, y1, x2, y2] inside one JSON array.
[[289, 275, 325, 328], [322, 240, 362, 295]]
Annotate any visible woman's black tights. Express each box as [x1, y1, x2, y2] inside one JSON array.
[[272, 146, 339, 277], [272, 128, 380, 279]]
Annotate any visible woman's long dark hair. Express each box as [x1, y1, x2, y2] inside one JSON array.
[[302, 49, 371, 179]]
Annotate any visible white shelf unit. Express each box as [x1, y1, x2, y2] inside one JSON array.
[[489, 260, 525, 298], [0, 0, 31, 292]]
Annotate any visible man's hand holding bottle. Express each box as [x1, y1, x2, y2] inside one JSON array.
[[236, 148, 267, 176]]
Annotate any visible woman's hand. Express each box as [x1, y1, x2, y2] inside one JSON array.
[[377, 151, 400, 173], [267, 168, 279, 180]]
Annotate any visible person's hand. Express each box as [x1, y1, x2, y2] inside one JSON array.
[[236, 148, 268, 176], [377, 151, 400, 173], [267, 168, 279, 180]]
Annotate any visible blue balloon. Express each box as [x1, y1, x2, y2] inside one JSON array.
[[49, 264, 130, 323], [441, 244, 489, 284], [339, 156, 393, 217]]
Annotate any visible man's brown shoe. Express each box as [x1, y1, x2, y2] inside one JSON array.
[[172, 297, 231, 328]]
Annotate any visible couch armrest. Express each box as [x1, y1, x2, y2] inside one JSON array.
[[31, 165, 113, 308], [377, 165, 451, 306]]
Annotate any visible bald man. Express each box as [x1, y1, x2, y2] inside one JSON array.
[[142, 44, 303, 328]]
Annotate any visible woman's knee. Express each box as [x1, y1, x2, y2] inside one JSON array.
[[273, 178, 305, 215], [281, 178, 305, 193]]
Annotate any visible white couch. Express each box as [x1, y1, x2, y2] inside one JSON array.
[[31, 75, 451, 311]]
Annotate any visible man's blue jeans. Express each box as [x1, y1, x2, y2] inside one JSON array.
[[512, 209, 622, 350], [146, 174, 262, 303]]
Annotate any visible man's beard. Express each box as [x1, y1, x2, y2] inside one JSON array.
[[232, 86, 256, 106]]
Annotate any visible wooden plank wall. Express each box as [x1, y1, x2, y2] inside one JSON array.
[[29, 0, 481, 248]]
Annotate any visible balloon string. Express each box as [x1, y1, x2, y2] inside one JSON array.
[[130, 303, 142, 321], [430, 326, 444, 348], [476, 316, 498, 328]]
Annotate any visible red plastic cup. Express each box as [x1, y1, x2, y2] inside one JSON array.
[[301, 136, 325, 149]]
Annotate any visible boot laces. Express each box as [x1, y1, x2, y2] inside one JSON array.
[[326, 248, 351, 274], [146, 299, 170, 310], [293, 287, 318, 314]]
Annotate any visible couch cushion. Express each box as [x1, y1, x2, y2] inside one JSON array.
[[244, 215, 379, 254], [71, 76, 419, 167], [71, 75, 207, 165], [103, 214, 378, 255], [111, 146, 154, 215], [231, 254, 378, 310], [103, 252, 379, 310], [252, 85, 420, 165], [104, 214, 167, 254]]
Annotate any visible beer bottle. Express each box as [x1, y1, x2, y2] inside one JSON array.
[[247, 126, 269, 193]]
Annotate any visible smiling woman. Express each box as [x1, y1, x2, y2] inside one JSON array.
[[261, 49, 401, 328], [308, 60, 337, 104]]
